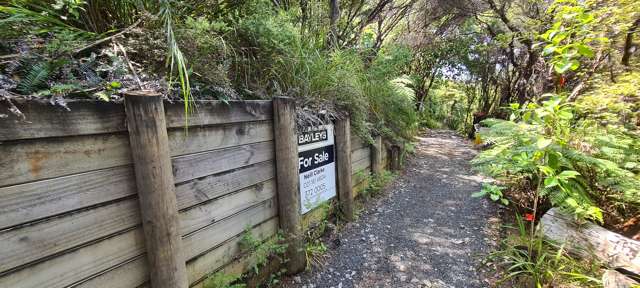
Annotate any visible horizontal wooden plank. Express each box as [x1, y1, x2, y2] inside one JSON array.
[[352, 170, 370, 187], [179, 180, 276, 236], [74, 254, 148, 288], [0, 166, 136, 230], [79, 218, 278, 288], [0, 121, 273, 187], [0, 100, 272, 141], [169, 121, 273, 157], [352, 156, 371, 174], [0, 158, 273, 231], [0, 224, 146, 288], [351, 146, 370, 163], [0, 178, 275, 275], [353, 179, 369, 198], [350, 135, 368, 152], [0, 199, 140, 274], [183, 198, 278, 261], [176, 160, 275, 210], [187, 218, 278, 286], [0, 101, 126, 141], [173, 141, 274, 183], [165, 101, 272, 128], [0, 124, 274, 227], [0, 199, 277, 288], [0, 133, 132, 187]]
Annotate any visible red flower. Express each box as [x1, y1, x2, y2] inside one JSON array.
[[559, 76, 566, 88], [524, 213, 535, 222]]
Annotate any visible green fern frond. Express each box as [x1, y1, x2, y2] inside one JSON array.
[[17, 61, 51, 94]]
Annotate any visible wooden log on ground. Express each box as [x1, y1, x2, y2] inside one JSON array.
[[272, 97, 306, 274], [603, 269, 639, 288], [539, 208, 640, 277], [335, 117, 355, 221], [124, 90, 188, 288]]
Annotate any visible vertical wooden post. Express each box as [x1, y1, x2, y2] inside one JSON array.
[[334, 117, 355, 221], [390, 144, 401, 172], [124, 91, 188, 288], [371, 135, 383, 175], [272, 97, 306, 274]]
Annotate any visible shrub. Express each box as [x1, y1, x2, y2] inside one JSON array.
[[473, 95, 640, 225]]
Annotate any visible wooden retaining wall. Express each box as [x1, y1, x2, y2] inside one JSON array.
[[0, 99, 397, 288]]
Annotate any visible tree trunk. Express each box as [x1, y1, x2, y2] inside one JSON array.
[[329, 0, 341, 48], [622, 18, 640, 67]]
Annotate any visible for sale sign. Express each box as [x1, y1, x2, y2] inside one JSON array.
[[298, 125, 337, 214]]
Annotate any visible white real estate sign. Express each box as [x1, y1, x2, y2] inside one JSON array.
[[298, 125, 337, 214]]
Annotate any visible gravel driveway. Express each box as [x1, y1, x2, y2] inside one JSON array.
[[282, 130, 501, 288]]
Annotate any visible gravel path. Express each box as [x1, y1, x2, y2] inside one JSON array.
[[283, 130, 501, 288]]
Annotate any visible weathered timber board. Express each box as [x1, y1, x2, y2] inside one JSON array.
[[350, 135, 367, 152], [0, 180, 275, 275], [351, 156, 371, 174], [186, 218, 278, 286], [165, 101, 272, 129], [182, 198, 278, 260], [168, 121, 273, 157], [179, 180, 276, 236], [0, 199, 277, 288], [0, 165, 135, 230], [76, 218, 278, 288], [0, 223, 146, 288], [0, 199, 140, 274], [0, 133, 131, 187], [74, 254, 149, 288], [0, 151, 273, 231], [173, 141, 274, 183], [175, 160, 275, 210], [0, 101, 272, 141], [351, 169, 371, 187], [351, 146, 371, 163], [0, 101, 126, 141], [0, 122, 273, 187]]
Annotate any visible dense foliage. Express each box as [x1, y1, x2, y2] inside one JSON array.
[[0, 0, 419, 142]]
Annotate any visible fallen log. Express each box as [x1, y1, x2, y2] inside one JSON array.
[[539, 208, 640, 281], [603, 269, 638, 288]]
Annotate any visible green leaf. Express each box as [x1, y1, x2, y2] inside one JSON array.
[[554, 59, 573, 74], [544, 177, 559, 188], [501, 198, 509, 205], [110, 81, 122, 89], [543, 44, 556, 56], [569, 59, 580, 70], [471, 191, 487, 198], [557, 170, 580, 180], [576, 44, 594, 57], [490, 194, 500, 201], [557, 110, 573, 120], [536, 138, 552, 149], [538, 165, 555, 176]]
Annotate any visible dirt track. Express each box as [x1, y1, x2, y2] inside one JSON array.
[[282, 130, 501, 288]]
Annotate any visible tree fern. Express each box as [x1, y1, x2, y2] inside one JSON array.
[[472, 96, 639, 223]]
